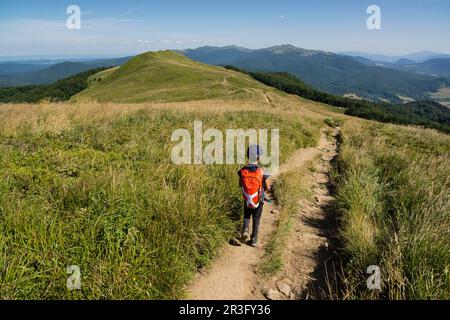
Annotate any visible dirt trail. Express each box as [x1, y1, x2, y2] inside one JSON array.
[[267, 129, 340, 300], [263, 92, 276, 108], [186, 129, 339, 300]]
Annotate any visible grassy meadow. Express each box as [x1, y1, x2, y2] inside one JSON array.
[[333, 120, 450, 299], [0, 101, 322, 299]]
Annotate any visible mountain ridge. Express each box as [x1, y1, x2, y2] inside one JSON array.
[[181, 45, 449, 103], [340, 50, 450, 63]]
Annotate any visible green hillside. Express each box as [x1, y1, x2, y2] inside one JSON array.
[[181, 45, 449, 103], [72, 51, 271, 103]]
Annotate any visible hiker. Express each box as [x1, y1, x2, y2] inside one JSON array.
[[238, 144, 271, 247]]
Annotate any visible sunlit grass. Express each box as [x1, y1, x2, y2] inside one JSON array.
[[0, 102, 322, 299], [333, 120, 450, 300]]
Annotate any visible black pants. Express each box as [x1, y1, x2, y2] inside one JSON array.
[[242, 204, 264, 240]]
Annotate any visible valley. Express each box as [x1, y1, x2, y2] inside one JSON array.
[[429, 86, 450, 107]]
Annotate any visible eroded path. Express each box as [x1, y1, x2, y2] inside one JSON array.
[[186, 129, 340, 300]]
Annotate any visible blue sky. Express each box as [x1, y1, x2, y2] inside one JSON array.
[[0, 0, 449, 57]]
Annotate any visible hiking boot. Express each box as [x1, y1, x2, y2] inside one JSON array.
[[241, 231, 249, 243], [250, 238, 258, 248]]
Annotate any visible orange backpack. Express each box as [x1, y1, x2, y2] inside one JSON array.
[[240, 167, 264, 209]]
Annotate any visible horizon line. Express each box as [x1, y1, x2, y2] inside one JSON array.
[[1, 44, 450, 60]]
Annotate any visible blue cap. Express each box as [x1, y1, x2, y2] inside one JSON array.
[[247, 144, 264, 162]]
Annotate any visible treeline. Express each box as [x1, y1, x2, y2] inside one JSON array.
[[0, 67, 107, 103], [346, 101, 450, 133], [225, 66, 450, 133]]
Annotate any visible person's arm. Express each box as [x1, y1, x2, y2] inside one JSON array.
[[262, 171, 271, 192], [264, 177, 271, 192]]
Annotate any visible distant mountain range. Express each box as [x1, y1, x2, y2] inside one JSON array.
[[180, 45, 450, 103], [340, 51, 450, 63], [347, 56, 450, 79], [0, 57, 132, 87]]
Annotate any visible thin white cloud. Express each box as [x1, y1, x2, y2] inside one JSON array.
[[124, 5, 145, 16], [160, 40, 186, 45], [137, 39, 153, 44]]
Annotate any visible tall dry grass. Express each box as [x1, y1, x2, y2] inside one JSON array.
[[0, 101, 322, 299], [333, 120, 450, 300]]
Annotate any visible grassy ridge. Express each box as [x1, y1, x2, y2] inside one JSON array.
[[0, 105, 321, 299], [72, 51, 273, 104], [333, 120, 450, 299]]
